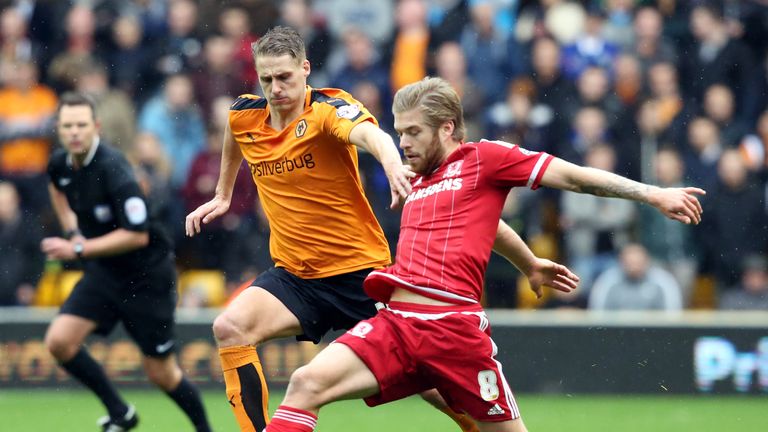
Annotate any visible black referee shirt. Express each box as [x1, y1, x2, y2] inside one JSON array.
[[47, 140, 172, 275]]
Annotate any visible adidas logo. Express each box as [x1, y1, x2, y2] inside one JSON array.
[[487, 404, 505, 416]]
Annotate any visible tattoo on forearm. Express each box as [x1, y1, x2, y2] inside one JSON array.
[[577, 171, 651, 201]]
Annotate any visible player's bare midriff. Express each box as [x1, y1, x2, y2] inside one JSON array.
[[389, 287, 455, 306]]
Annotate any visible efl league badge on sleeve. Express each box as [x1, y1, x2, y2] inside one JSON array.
[[336, 104, 361, 119]]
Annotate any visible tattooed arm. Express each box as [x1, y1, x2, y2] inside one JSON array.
[[540, 158, 706, 225]]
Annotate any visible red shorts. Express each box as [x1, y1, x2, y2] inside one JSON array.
[[335, 301, 520, 422]]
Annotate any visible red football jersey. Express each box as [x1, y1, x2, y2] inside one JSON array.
[[365, 140, 553, 304]]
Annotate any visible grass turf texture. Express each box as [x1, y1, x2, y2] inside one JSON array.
[[1, 389, 764, 431]]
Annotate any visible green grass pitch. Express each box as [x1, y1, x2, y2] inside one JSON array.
[[1, 389, 765, 431]]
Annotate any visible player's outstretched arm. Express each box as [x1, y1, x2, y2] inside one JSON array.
[[493, 220, 579, 298], [185, 124, 243, 236], [349, 121, 414, 209], [540, 157, 706, 225]]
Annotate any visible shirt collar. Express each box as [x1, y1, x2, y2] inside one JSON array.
[[66, 136, 100, 168]]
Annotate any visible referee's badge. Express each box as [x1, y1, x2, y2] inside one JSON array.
[[295, 119, 307, 138]]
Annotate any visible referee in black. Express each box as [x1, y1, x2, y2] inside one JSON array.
[[41, 92, 212, 432]]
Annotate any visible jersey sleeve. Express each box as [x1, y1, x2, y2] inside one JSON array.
[[46, 150, 66, 190], [479, 139, 553, 189], [315, 89, 378, 143], [105, 157, 150, 232]]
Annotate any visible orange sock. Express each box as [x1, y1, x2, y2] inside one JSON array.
[[439, 406, 480, 432], [220, 346, 270, 432]]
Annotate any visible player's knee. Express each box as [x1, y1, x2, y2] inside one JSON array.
[[212, 312, 247, 345], [144, 361, 180, 390], [44, 330, 77, 361], [286, 365, 326, 403]]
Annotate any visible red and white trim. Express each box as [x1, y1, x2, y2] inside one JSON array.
[[272, 406, 317, 430]]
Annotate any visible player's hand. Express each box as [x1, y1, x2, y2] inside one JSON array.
[[387, 162, 416, 210], [525, 258, 579, 299], [40, 237, 77, 261], [185, 196, 231, 236], [648, 187, 705, 225]]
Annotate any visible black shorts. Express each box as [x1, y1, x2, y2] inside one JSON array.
[[60, 257, 177, 357], [252, 267, 378, 343]]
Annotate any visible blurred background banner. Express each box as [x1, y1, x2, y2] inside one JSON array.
[[2, 308, 765, 395]]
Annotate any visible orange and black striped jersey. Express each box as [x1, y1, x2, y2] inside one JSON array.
[[229, 86, 391, 278]]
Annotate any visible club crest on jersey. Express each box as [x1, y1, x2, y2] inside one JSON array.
[[295, 119, 307, 138], [336, 104, 361, 119], [347, 322, 374, 338], [442, 160, 464, 178]]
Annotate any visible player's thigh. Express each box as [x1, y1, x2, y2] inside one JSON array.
[[45, 314, 97, 348], [284, 342, 379, 406], [119, 263, 178, 357], [216, 285, 303, 344]]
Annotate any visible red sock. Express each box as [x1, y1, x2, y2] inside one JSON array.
[[265, 405, 317, 432]]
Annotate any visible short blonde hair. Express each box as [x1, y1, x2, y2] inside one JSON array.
[[393, 77, 465, 141], [251, 25, 306, 63]]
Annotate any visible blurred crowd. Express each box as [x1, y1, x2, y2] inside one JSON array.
[[0, 0, 767, 311]]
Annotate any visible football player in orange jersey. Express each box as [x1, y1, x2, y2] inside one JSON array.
[[185, 26, 576, 432]]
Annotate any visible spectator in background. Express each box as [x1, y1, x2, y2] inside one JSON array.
[[75, 59, 137, 154], [329, 27, 390, 108], [739, 110, 768, 177], [0, 59, 57, 212], [459, 0, 508, 103], [640, 149, 698, 305], [700, 149, 767, 289], [181, 96, 256, 271], [701, 83, 749, 148], [561, 144, 636, 292], [434, 41, 486, 140], [130, 132, 174, 236], [601, 0, 635, 49], [557, 106, 608, 166], [0, 181, 43, 306], [0, 6, 45, 65], [387, 0, 429, 93], [47, 4, 103, 92], [589, 243, 683, 311], [564, 66, 622, 131], [643, 61, 693, 149], [138, 73, 205, 191], [612, 53, 642, 112], [681, 3, 753, 119], [153, 0, 204, 78], [219, 5, 260, 91], [108, 13, 157, 102], [191, 35, 247, 122], [528, 36, 576, 139], [485, 76, 553, 153], [560, 7, 620, 80], [719, 255, 768, 310], [279, 0, 333, 85], [626, 6, 678, 76], [684, 117, 722, 192]]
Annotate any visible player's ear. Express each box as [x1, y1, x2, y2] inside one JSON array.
[[302, 59, 311, 77], [442, 120, 454, 139]]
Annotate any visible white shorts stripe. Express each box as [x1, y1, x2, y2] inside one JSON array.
[[489, 338, 520, 419]]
